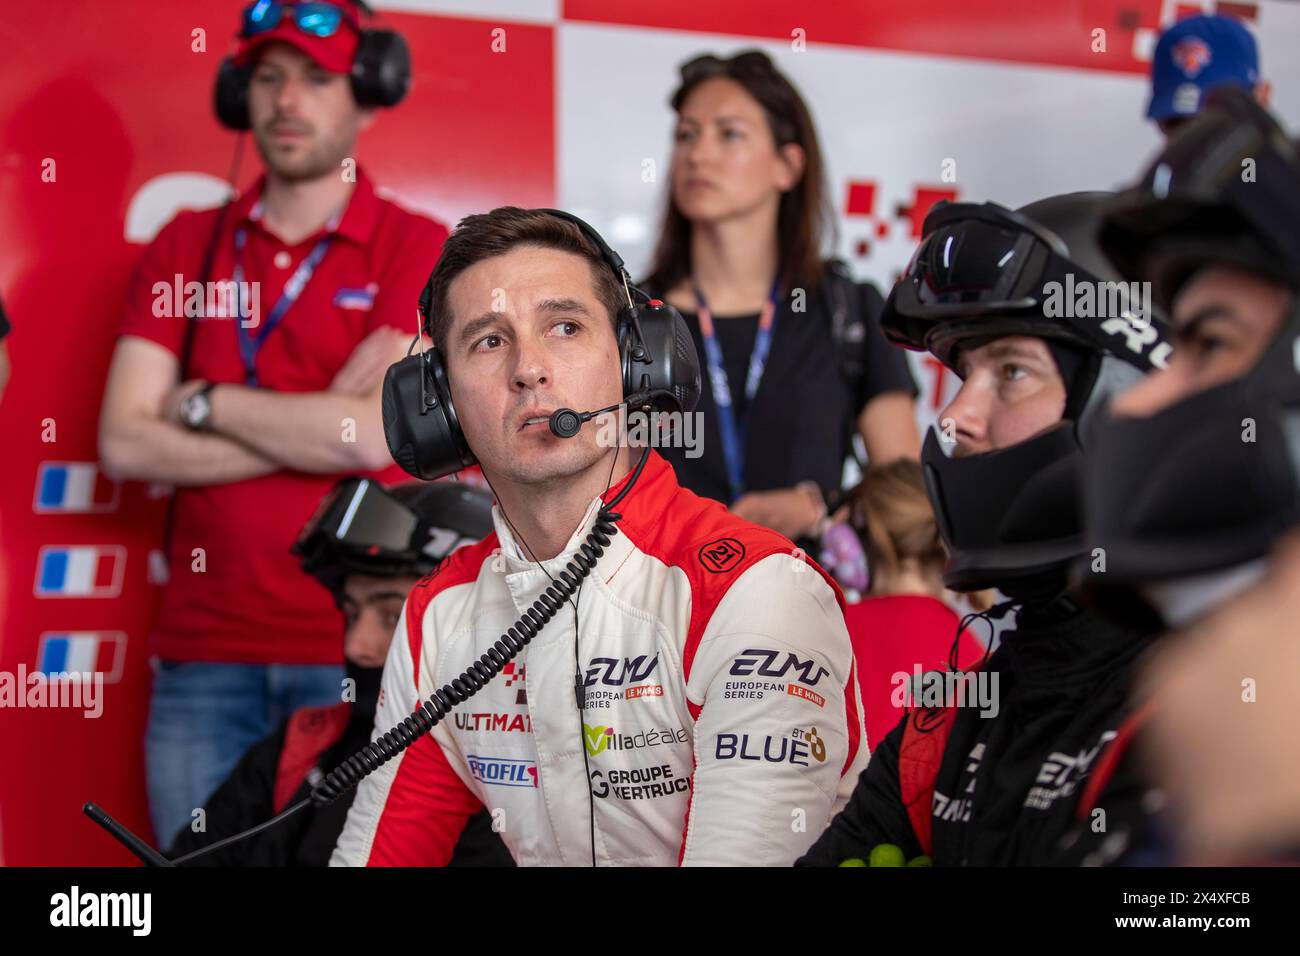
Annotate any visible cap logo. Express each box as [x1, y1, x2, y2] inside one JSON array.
[[1171, 37, 1212, 78]]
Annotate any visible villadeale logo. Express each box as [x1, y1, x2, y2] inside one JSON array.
[[583, 723, 688, 757]]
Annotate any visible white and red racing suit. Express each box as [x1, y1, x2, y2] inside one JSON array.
[[330, 452, 867, 866]]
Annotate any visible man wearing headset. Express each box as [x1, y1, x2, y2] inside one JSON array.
[[169, 477, 512, 866], [97, 1, 447, 848], [330, 207, 867, 866]]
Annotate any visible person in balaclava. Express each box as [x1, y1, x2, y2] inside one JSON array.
[[168, 477, 514, 866], [798, 191, 1173, 866], [1065, 86, 1300, 864]]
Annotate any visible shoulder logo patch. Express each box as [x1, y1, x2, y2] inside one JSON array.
[[412, 559, 445, 592], [698, 537, 746, 574]]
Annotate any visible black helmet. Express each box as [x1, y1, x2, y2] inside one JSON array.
[[293, 477, 494, 596], [881, 192, 1171, 595], [1099, 85, 1300, 311], [1084, 87, 1300, 612]]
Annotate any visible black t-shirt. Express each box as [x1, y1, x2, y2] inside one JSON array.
[[653, 274, 917, 504]]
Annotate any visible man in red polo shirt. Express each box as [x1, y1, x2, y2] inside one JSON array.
[[97, 1, 447, 848]]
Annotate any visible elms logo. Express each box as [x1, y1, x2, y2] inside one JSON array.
[[728, 648, 830, 687], [581, 655, 665, 708], [582, 654, 658, 688], [723, 648, 831, 709]]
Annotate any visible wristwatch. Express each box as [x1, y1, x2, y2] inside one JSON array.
[[179, 381, 218, 432]]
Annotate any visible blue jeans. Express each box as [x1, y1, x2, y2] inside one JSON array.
[[145, 660, 344, 851]]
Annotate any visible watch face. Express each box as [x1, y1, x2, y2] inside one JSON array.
[[183, 391, 209, 429]]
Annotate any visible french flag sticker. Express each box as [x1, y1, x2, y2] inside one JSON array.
[[35, 632, 126, 683], [34, 545, 126, 598], [34, 462, 121, 513]]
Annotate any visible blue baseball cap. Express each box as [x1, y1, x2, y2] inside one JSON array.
[[1147, 14, 1259, 121]]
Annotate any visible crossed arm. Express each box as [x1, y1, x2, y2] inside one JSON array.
[[98, 327, 410, 485]]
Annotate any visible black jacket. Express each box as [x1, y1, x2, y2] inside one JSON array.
[[169, 708, 514, 867], [798, 602, 1155, 866]]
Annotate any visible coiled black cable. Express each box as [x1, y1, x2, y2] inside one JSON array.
[[311, 508, 622, 806], [163, 448, 651, 864], [167, 511, 620, 864]]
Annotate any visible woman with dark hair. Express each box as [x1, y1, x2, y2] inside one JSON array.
[[644, 50, 919, 543]]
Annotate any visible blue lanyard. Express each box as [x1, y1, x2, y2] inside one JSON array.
[[232, 203, 336, 387], [693, 275, 782, 502]]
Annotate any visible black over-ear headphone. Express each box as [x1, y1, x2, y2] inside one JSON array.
[[382, 209, 703, 481], [213, 1, 411, 131]]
